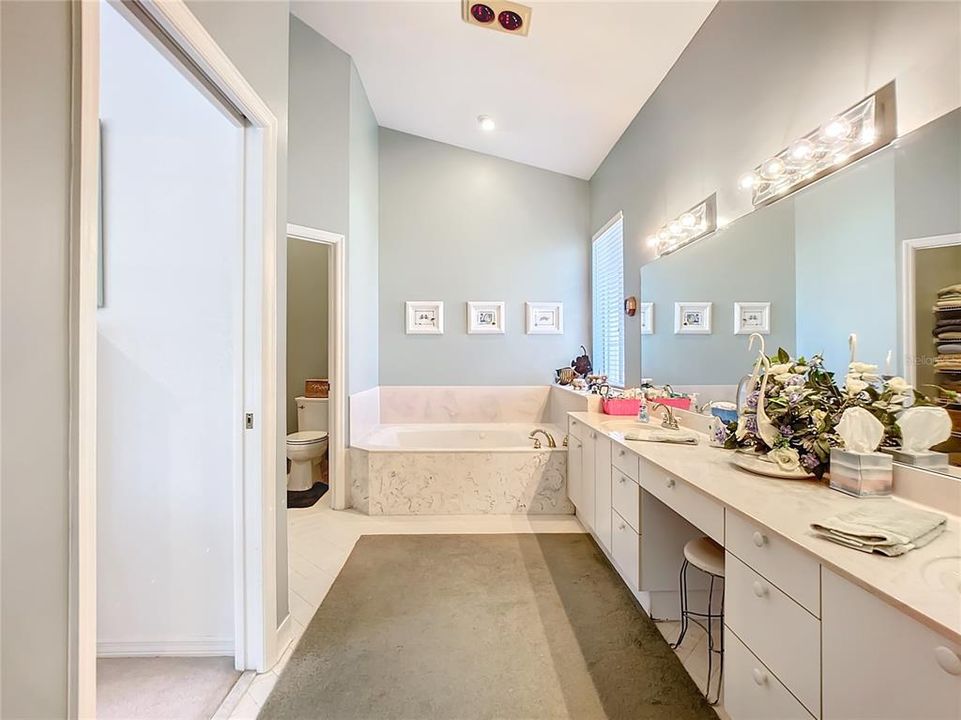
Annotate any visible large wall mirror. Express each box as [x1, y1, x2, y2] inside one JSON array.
[[639, 107, 961, 476]]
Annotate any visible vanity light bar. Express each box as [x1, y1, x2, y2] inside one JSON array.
[[739, 82, 897, 207], [647, 194, 718, 258]]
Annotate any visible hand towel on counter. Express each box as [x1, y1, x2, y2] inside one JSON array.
[[810, 501, 946, 556]]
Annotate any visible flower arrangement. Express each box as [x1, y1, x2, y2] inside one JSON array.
[[717, 348, 928, 478]]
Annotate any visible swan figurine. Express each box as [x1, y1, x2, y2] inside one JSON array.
[[736, 333, 767, 440], [754, 355, 781, 449]]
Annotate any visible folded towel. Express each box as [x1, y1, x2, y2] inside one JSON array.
[[936, 332, 961, 341], [810, 502, 946, 556], [937, 344, 961, 355], [624, 430, 699, 445], [938, 283, 961, 297]]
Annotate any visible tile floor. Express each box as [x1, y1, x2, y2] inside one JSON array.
[[220, 495, 728, 719]]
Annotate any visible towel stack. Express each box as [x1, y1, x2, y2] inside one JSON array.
[[810, 501, 946, 556], [934, 284, 961, 372]]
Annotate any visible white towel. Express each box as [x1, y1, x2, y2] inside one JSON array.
[[810, 502, 946, 556]]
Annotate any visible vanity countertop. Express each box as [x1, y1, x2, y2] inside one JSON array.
[[568, 411, 961, 644]]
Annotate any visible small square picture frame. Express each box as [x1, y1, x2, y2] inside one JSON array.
[[734, 301, 771, 335], [405, 301, 444, 335], [674, 301, 712, 335], [639, 302, 654, 335], [467, 301, 506, 334], [525, 302, 563, 335]]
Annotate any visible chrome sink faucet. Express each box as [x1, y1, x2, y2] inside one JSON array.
[[651, 403, 680, 431], [529, 429, 556, 449]]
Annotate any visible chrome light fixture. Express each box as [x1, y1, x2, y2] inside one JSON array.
[[738, 82, 896, 207], [646, 194, 718, 258]]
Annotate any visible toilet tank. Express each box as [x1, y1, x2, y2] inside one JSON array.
[[296, 396, 329, 432]]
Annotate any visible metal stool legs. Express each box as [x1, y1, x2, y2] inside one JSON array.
[[671, 558, 725, 705]]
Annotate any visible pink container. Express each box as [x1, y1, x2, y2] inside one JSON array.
[[653, 396, 692, 411], [601, 398, 643, 416]]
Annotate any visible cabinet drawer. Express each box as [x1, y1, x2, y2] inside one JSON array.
[[726, 553, 821, 716], [568, 416, 586, 442], [725, 627, 815, 720], [612, 444, 639, 482], [611, 470, 640, 532], [638, 459, 723, 543], [822, 568, 961, 720], [726, 511, 820, 616], [611, 508, 639, 590]]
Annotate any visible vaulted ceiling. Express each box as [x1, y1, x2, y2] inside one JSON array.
[[292, 1, 716, 179]]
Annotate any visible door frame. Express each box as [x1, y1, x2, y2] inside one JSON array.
[[70, 1, 281, 716], [901, 232, 961, 387], [286, 224, 348, 510]]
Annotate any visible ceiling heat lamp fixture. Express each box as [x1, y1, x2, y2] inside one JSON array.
[[739, 82, 897, 207], [462, 0, 531, 36], [646, 194, 718, 258]]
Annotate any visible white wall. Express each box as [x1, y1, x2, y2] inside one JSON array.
[[590, 0, 961, 386], [0, 2, 73, 715], [378, 129, 590, 385], [97, 3, 242, 651]]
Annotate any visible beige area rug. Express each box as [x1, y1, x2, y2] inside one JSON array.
[[97, 656, 240, 719], [261, 533, 717, 720]]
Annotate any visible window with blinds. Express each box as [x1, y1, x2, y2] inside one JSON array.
[[592, 213, 625, 387]]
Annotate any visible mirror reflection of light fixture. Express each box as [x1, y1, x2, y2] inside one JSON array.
[[650, 194, 718, 258], [739, 81, 896, 207]]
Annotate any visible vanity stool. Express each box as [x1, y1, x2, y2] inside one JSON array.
[[672, 536, 725, 705]]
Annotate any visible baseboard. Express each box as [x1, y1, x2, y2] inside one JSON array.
[[272, 613, 293, 669], [97, 639, 233, 657]]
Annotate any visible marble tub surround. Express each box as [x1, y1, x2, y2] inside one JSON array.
[[348, 385, 596, 432], [351, 447, 572, 515], [570, 410, 961, 644]]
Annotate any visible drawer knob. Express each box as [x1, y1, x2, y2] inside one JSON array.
[[934, 646, 961, 676], [752, 581, 768, 598], [752, 531, 768, 547], [666, 478, 676, 489], [752, 668, 768, 686], [619, 476, 627, 484], [619, 522, 626, 531], [591, 432, 596, 439], [619, 449, 626, 457]]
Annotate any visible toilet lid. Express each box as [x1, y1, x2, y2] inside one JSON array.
[[287, 430, 328, 445]]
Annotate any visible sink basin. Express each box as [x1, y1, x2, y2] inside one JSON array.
[[921, 556, 961, 596]]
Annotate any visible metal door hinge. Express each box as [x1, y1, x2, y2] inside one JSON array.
[[245, 413, 254, 429]]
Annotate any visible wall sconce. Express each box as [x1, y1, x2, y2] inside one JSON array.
[[646, 194, 718, 258], [738, 82, 897, 207]]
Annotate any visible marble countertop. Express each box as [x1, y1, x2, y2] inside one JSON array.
[[569, 411, 961, 644]]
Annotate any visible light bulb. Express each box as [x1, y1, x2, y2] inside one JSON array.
[[657, 228, 671, 242], [669, 221, 683, 236], [789, 139, 814, 161], [760, 158, 785, 180], [680, 212, 696, 228], [822, 117, 850, 140], [477, 115, 496, 132], [646, 236, 658, 248], [860, 125, 876, 144], [738, 173, 757, 190]]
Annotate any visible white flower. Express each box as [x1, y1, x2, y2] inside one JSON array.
[[768, 446, 801, 471], [849, 361, 879, 375], [886, 376, 912, 394], [845, 375, 869, 395], [812, 410, 827, 427], [768, 363, 792, 376]]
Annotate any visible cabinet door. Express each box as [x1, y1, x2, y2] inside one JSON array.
[[567, 438, 583, 511], [581, 430, 596, 532], [822, 568, 961, 720], [593, 434, 612, 552]]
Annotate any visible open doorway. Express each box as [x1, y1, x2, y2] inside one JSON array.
[[95, 2, 243, 716]]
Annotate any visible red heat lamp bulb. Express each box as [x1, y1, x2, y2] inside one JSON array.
[[470, 4, 495, 23], [498, 10, 523, 31]]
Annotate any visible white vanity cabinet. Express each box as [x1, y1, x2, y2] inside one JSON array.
[[566, 434, 583, 513], [822, 568, 961, 720], [593, 434, 613, 552]]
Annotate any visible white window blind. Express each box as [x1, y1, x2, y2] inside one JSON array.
[[592, 213, 625, 387]]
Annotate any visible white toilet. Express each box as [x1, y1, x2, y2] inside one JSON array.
[[286, 396, 329, 492]]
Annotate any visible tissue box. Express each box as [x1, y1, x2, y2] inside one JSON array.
[[881, 448, 950, 471], [829, 449, 893, 497]]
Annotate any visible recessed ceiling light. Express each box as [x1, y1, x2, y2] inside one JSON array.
[[478, 115, 496, 132]]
